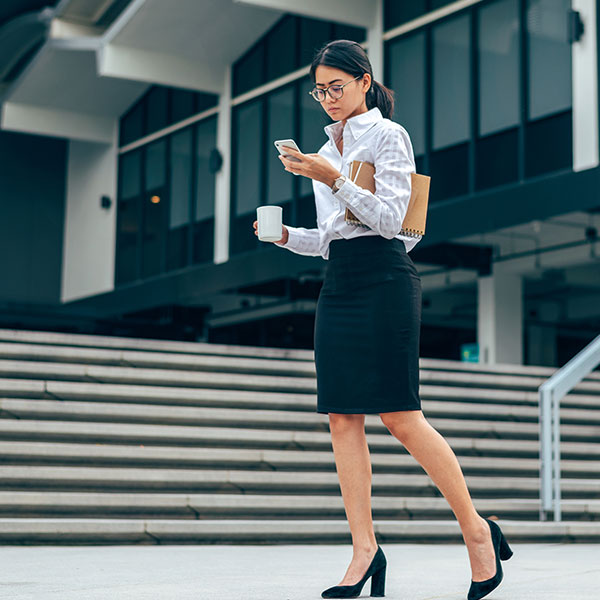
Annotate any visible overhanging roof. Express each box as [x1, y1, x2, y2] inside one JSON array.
[[0, 0, 286, 141]]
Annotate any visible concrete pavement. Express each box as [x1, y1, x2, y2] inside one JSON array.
[[1, 542, 598, 599]]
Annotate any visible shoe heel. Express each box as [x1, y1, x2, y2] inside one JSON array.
[[370, 565, 386, 597], [499, 532, 513, 561]]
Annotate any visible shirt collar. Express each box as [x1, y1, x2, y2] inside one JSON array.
[[324, 106, 383, 143]]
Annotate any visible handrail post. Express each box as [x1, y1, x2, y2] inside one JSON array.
[[552, 387, 561, 522], [539, 386, 551, 521]]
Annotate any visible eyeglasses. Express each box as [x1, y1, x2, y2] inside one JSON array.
[[308, 75, 362, 102]]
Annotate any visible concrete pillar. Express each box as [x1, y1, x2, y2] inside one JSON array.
[[61, 131, 118, 302], [214, 65, 232, 265], [572, 0, 598, 172], [366, 0, 384, 81], [477, 270, 523, 365]]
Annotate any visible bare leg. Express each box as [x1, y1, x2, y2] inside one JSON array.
[[380, 409, 497, 582], [328, 413, 379, 586]]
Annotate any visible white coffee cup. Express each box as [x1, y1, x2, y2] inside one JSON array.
[[257, 205, 283, 242]]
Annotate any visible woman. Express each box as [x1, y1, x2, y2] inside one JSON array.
[[253, 39, 513, 600]]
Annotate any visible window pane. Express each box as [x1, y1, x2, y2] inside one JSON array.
[[120, 101, 144, 146], [430, 0, 456, 9], [299, 76, 330, 197], [142, 140, 167, 277], [196, 116, 217, 222], [120, 150, 141, 199], [479, 0, 520, 136], [384, 0, 426, 30], [145, 86, 168, 135], [333, 23, 366, 43], [170, 88, 196, 124], [432, 14, 471, 150], [267, 86, 295, 205], [233, 41, 265, 97], [145, 139, 166, 189], [169, 128, 192, 230], [196, 92, 219, 113], [299, 17, 332, 67], [527, 0, 571, 120], [234, 99, 262, 217], [116, 150, 141, 284], [387, 32, 426, 156], [266, 16, 297, 82]]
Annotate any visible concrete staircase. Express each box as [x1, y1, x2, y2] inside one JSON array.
[[0, 328, 599, 545]]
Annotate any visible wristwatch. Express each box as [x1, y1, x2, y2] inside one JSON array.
[[331, 174, 347, 194]]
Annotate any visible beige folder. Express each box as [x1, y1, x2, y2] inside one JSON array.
[[344, 160, 430, 237]]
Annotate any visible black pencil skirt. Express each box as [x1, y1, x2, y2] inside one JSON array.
[[314, 235, 422, 414]]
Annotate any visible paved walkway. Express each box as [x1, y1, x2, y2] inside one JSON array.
[[1, 543, 598, 599]]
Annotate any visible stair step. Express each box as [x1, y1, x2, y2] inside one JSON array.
[[2, 398, 600, 441], [1, 420, 599, 459], [1, 491, 599, 519], [1, 359, 600, 395], [4, 395, 600, 425], [0, 329, 314, 360], [0, 518, 598, 544], [0, 441, 598, 476], [0, 466, 598, 498]]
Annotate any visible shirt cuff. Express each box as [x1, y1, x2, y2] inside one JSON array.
[[281, 225, 300, 250], [333, 176, 361, 206]]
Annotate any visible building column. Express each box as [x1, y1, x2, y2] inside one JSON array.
[[214, 64, 232, 265], [366, 0, 384, 81], [572, 0, 598, 172], [477, 270, 523, 365], [61, 128, 118, 303]]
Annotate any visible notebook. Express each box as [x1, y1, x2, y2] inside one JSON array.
[[344, 160, 430, 237]]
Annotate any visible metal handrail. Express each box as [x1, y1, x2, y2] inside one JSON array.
[[539, 334, 600, 521]]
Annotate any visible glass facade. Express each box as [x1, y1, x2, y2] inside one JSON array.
[[230, 75, 333, 258], [116, 89, 218, 286], [384, 0, 572, 204], [194, 117, 217, 264], [387, 33, 426, 158], [229, 15, 365, 257], [115, 150, 142, 284], [117, 2, 575, 283], [385, 0, 455, 30], [119, 84, 218, 147], [232, 14, 366, 97]]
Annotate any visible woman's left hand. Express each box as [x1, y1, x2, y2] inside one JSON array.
[[279, 146, 341, 188]]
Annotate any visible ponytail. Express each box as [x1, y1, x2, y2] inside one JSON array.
[[366, 79, 395, 120]]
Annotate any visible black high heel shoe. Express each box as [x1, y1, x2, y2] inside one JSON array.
[[321, 545, 387, 598], [467, 518, 514, 600]]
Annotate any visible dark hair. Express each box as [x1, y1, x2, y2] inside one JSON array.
[[309, 39, 395, 120]]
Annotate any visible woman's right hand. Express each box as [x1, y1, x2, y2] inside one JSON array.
[[253, 220, 289, 245]]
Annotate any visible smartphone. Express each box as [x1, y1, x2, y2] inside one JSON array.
[[274, 139, 302, 162]]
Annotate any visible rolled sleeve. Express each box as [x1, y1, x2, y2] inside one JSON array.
[[334, 126, 414, 239]]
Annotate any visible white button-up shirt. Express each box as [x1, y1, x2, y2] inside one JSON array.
[[280, 106, 421, 260]]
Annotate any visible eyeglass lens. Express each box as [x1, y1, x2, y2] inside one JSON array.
[[310, 75, 360, 102], [313, 86, 343, 101]]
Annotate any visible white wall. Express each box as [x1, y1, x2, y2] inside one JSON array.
[[61, 132, 118, 302], [572, 0, 599, 171]]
